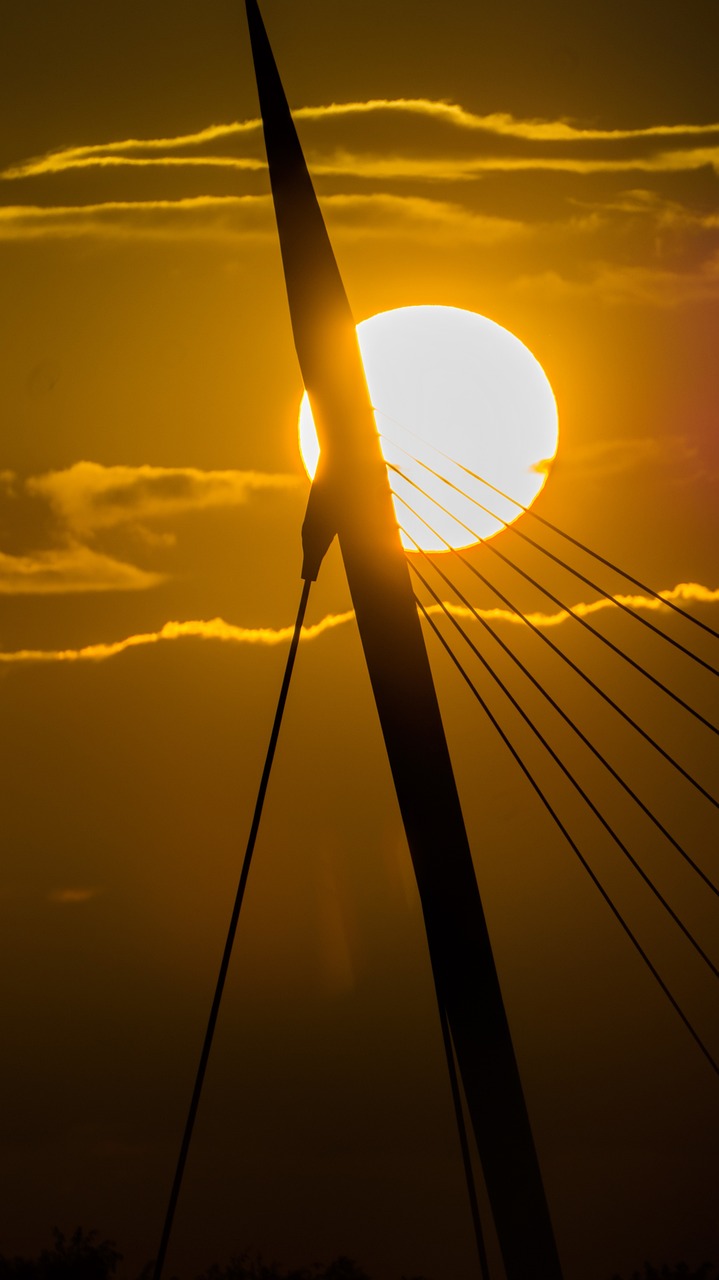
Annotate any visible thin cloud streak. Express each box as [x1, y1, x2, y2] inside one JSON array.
[[0, 196, 273, 241], [1, 120, 264, 179], [0, 614, 356, 664], [441, 582, 719, 628], [4, 102, 719, 181], [0, 194, 526, 243], [324, 194, 526, 240], [1, 584, 715, 664], [310, 149, 719, 181], [8, 152, 719, 182]]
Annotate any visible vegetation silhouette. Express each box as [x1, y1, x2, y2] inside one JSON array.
[[0, 1232, 714, 1280], [0, 1234, 426, 1280], [0, 1229, 122, 1280]]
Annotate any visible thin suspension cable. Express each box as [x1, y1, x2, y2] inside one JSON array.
[[437, 993, 490, 1279], [459, 466, 719, 640], [388, 440, 718, 679], [414, 596, 719, 1078], [397, 499, 719, 894], [404, 877, 490, 1276], [406, 546, 719, 983], [401, 769, 489, 1277], [397, 496, 718, 810], [153, 577, 313, 1280], [394, 466, 718, 738], [374, 406, 719, 641], [401, 519, 719, 900]]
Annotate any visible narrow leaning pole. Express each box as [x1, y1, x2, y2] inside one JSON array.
[[245, 5, 564, 1277]]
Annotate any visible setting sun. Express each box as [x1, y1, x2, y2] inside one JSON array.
[[298, 305, 559, 552]]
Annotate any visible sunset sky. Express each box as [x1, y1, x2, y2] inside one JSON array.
[[1, 2, 718, 1278]]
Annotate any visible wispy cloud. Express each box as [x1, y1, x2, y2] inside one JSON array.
[[321, 193, 526, 241], [0, 613, 355, 663], [2, 105, 717, 283], [0, 196, 273, 241], [4, 102, 719, 182], [1, 584, 715, 664], [0, 545, 163, 594], [1, 120, 266, 180], [0, 192, 527, 243], [574, 187, 719, 231], [513, 250, 719, 306], [440, 582, 719, 629], [0, 463, 301, 594], [28, 461, 301, 535]]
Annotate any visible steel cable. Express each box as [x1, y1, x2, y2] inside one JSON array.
[[392, 466, 717, 737], [374, 407, 719, 642], [405, 545, 719, 983], [414, 596, 719, 1078], [387, 439, 718, 679], [153, 577, 313, 1280], [396, 501, 718, 895]]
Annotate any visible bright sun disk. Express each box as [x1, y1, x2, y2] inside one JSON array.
[[298, 305, 558, 552]]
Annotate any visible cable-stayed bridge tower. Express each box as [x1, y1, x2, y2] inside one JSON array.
[[244, 3, 564, 1277]]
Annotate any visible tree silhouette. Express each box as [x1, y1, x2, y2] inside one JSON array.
[[1, 1232, 714, 1280], [0, 1229, 121, 1280]]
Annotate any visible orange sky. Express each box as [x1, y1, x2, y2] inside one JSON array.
[[1, 3, 718, 1278]]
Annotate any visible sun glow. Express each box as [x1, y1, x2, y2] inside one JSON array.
[[298, 305, 558, 552]]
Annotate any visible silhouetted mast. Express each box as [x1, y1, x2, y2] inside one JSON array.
[[245, 4, 564, 1277]]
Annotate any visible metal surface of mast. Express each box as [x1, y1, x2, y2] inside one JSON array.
[[245, 4, 564, 1277]]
